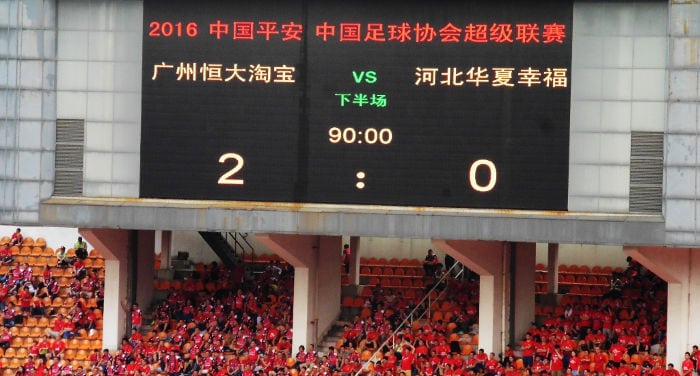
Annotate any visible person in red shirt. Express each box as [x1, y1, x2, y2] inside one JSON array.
[[666, 363, 682, 376], [610, 342, 627, 367], [522, 333, 536, 368], [593, 346, 608, 374], [682, 352, 694, 376], [399, 342, 416, 376], [568, 351, 581, 376], [550, 345, 565, 376], [485, 352, 500, 375], [9, 228, 22, 246], [50, 338, 66, 358]]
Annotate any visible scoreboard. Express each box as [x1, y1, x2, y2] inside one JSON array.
[[140, 0, 572, 210]]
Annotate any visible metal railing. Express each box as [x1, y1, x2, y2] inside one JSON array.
[[353, 262, 465, 376], [224, 232, 255, 260]]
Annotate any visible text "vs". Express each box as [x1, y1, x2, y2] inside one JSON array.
[[352, 71, 377, 84]]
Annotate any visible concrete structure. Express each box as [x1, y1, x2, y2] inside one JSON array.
[[1, 0, 700, 366]]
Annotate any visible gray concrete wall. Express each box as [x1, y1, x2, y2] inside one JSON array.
[[666, 1, 700, 245], [0, 0, 57, 224]]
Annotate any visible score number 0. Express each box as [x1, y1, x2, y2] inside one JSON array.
[[469, 159, 497, 192]]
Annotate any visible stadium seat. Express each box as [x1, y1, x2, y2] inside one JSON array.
[[21, 237, 34, 247], [3, 348, 15, 359], [91, 339, 102, 350], [19, 326, 30, 337], [30, 327, 43, 338], [75, 349, 88, 360], [16, 347, 27, 359], [42, 247, 54, 256], [11, 337, 23, 348], [35, 237, 46, 247], [68, 338, 80, 349]]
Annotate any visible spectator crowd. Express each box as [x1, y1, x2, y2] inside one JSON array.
[[0, 229, 693, 376]]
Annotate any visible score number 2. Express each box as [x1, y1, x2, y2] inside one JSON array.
[[218, 153, 244, 185]]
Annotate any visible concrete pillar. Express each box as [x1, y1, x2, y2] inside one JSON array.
[[349, 236, 360, 285], [512, 242, 536, 343], [136, 231, 155, 312], [79, 229, 130, 350], [547, 244, 559, 294], [432, 240, 507, 354], [624, 246, 700, 367], [155, 230, 172, 270], [256, 234, 342, 350]]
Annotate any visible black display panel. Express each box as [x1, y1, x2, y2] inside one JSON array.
[[141, 0, 572, 210]]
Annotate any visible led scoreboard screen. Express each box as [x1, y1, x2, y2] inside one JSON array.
[[141, 0, 572, 210]]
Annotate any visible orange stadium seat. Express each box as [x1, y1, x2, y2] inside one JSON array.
[[91, 339, 102, 350], [30, 327, 43, 338], [75, 349, 88, 360], [0, 236, 10, 245], [35, 237, 46, 247], [3, 348, 15, 359], [21, 237, 34, 247], [10, 337, 22, 348], [9, 358, 21, 369], [42, 247, 54, 256]]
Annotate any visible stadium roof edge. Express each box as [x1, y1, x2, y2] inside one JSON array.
[[39, 196, 666, 245]]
